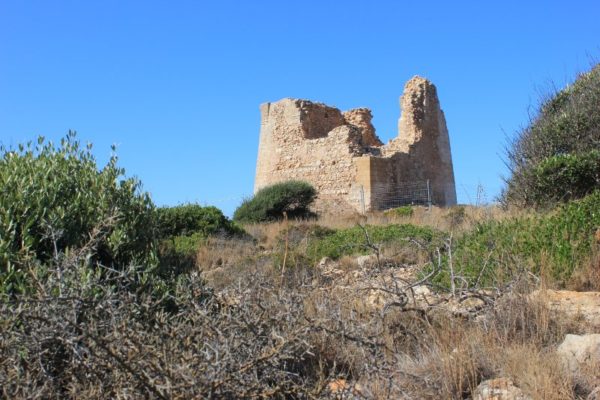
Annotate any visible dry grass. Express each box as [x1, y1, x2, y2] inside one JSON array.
[[3, 249, 597, 399], [223, 209, 600, 398], [196, 236, 257, 270], [371, 204, 528, 233], [567, 239, 600, 292], [4, 208, 599, 399], [242, 220, 290, 248], [242, 205, 531, 255], [384, 287, 586, 399]]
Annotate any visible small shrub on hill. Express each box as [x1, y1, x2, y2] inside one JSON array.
[[523, 150, 600, 207], [272, 224, 335, 270], [233, 180, 317, 223], [387, 205, 414, 218], [157, 232, 206, 276], [444, 205, 467, 228]]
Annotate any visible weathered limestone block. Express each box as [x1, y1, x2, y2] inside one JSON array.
[[557, 334, 600, 373]]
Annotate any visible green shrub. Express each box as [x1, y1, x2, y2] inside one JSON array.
[[156, 204, 242, 239], [451, 191, 600, 286], [0, 132, 156, 293], [155, 204, 246, 275], [157, 232, 206, 277], [504, 64, 600, 206], [524, 150, 600, 207], [388, 206, 414, 217], [233, 181, 317, 223], [271, 224, 335, 270], [307, 224, 439, 262]]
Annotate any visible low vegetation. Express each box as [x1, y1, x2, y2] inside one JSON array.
[[3, 199, 599, 398], [452, 191, 600, 288], [385, 205, 414, 218], [306, 223, 439, 262], [156, 203, 241, 239]]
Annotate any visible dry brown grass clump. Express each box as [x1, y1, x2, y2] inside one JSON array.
[[567, 235, 600, 292]]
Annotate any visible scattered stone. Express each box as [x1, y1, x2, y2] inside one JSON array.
[[412, 284, 431, 297], [214, 289, 243, 307], [317, 257, 334, 269], [472, 378, 531, 400], [556, 334, 600, 373], [358, 268, 421, 311], [315, 257, 346, 284], [327, 378, 348, 393]]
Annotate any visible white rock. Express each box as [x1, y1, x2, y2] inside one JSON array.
[[557, 334, 600, 373], [472, 378, 531, 400]]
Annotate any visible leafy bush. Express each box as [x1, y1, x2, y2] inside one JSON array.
[[504, 64, 600, 206], [522, 150, 600, 207], [156, 204, 242, 239], [155, 204, 245, 275], [233, 181, 317, 223], [157, 232, 206, 276], [307, 223, 439, 262], [452, 191, 600, 286], [0, 132, 156, 293], [387, 205, 414, 217]]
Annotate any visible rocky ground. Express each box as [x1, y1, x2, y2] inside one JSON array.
[[200, 240, 600, 399]]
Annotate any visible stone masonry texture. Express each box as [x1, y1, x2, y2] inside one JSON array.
[[254, 76, 457, 214]]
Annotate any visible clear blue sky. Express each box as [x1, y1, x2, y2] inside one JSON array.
[[1, 1, 599, 215]]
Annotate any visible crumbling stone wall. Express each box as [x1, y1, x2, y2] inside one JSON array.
[[343, 108, 383, 147], [254, 76, 457, 214]]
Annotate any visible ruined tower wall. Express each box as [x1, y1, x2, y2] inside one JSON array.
[[254, 99, 368, 213], [254, 76, 458, 214], [352, 157, 398, 211], [387, 77, 457, 205]]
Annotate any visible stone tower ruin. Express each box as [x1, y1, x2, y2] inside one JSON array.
[[254, 76, 457, 213]]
